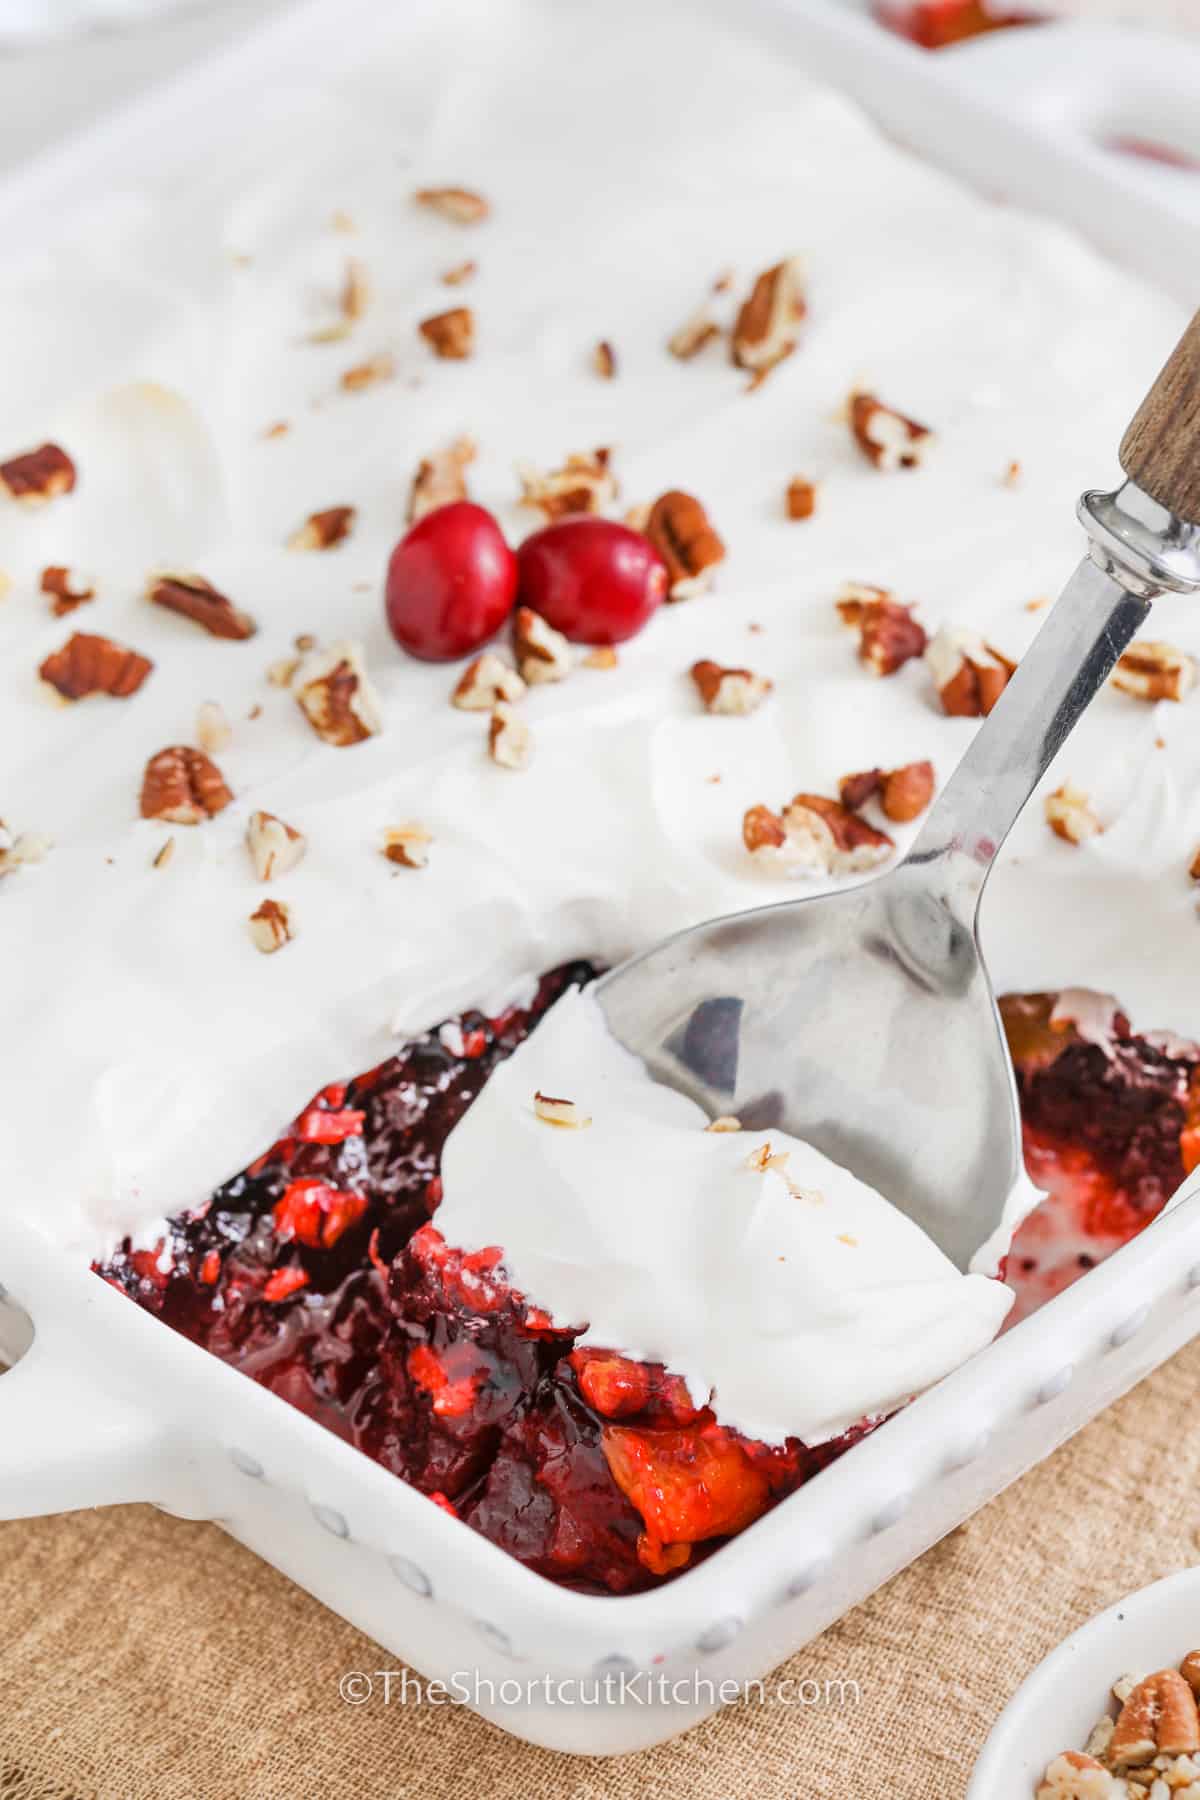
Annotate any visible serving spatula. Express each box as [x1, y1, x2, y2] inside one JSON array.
[[597, 311, 1200, 1270]]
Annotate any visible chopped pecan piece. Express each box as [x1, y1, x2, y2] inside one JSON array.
[[1111, 639, 1197, 702], [705, 1115, 742, 1133], [926, 627, 1016, 716], [1190, 843, 1200, 882], [642, 490, 724, 600], [0, 822, 52, 879], [39, 632, 153, 702], [730, 257, 805, 377], [1, 442, 76, 504], [382, 824, 433, 869], [534, 1091, 591, 1129], [1045, 781, 1101, 845], [248, 898, 295, 955], [667, 306, 720, 361], [246, 810, 307, 881], [1035, 1751, 1118, 1797], [287, 506, 356, 551], [849, 391, 933, 471], [838, 762, 934, 823], [451, 651, 526, 711], [518, 448, 616, 521], [785, 477, 819, 521], [835, 582, 927, 676], [40, 566, 95, 615], [140, 747, 233, 823], [592, 340, 617, 380], [340, 352, 395, 392], [407, 436, 476, 524], [341, 256, 370, 322], [882, 760, 935, 822], [145, 570, 257, 640], [583, 645, 618, 670], [419, 306, 475, 360], [413, 187, 489, 224], [689, 659, 772, 715], [1110, 1669, 1200, 1768], [195, 700, 232, 753], [514, 606, 570, 685], [744, 794, 894, 877], [151, 836, 176, 870], [441, 259, 477, 286], [292, 641, 383, 746], [488, 701, 531, 770]]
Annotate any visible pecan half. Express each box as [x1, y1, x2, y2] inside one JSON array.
[[340, 352, 395, 392], [451, 651, 527, 711], [926, 627, 1016, 716], [744, 794, 894, 876], [407, 436, 476, 525], [667, 306, 720, 361], [785, 477, 819, 521], [514, 606, 570, 685], [592, 340, 617, 379], [246, 810, 306, 881], [414, 187, 489, 224], [1111, 638, 1197, 703], [1110, 1670, 1200, 1768], [642, 490, 724, 600], [488, 701, 531, 769], [518, 448, 616, 521], [1, 442, 76, 504], [40, 566, 95, 616], [248, 898, 295, 954], [195, 700, 232, 753], [292, 641, 383, 746], [382, 824, 433, 869], [730, 257, 805, 377], [835, 582, 927, 676], [690, 659, 772, 715], [140, 746, 233, 823], [1045, 781, 1101, 845], [146, 570, 257, 640], [40, 632, 153, 702], [849, 391, 933, 471], [419, 306, 475, 360], [287, 506, 356, 551]]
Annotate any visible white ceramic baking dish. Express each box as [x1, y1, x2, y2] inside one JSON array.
[[5, 0, 1200, 1757]]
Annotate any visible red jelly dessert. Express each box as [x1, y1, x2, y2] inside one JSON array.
[[999, 993, 1195, 1325], [95, 973, 1197, 1593]]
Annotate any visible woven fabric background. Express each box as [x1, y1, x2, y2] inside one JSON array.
[[1, 1335, 1197, 1799]]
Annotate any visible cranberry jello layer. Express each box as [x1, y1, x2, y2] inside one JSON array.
[[96, 970, 1195, 1594]]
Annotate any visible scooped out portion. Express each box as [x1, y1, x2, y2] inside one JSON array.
[[95, 965, 1196, 1592]]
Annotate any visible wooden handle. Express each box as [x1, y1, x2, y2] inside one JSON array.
[[1120, 309, 1200, 524]]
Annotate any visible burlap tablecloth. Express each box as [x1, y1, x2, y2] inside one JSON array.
[[1, 1336, 1197, 1800]]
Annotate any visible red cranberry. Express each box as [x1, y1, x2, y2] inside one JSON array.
[[385, 502, 517, 662], [516, 517, 667, 645]]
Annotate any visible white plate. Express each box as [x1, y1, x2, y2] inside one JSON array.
[[969, 1566, 1200, 1797]]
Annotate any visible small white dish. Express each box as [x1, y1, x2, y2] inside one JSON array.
[[969, 1566, 1200, 1798]]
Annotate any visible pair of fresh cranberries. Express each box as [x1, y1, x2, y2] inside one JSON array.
[[385, 504, 667, 661]]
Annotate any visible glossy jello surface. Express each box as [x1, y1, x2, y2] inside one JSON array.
[[96, 971, 1196, 1593]]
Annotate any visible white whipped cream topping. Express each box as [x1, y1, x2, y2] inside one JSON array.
[[0, 0, 1196, 1295], [438, 987, 1014, 1445]]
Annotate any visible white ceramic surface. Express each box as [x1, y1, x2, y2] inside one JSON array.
[[969, 1567, 1200, 1798], [4, 0, 1200, 1758]]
